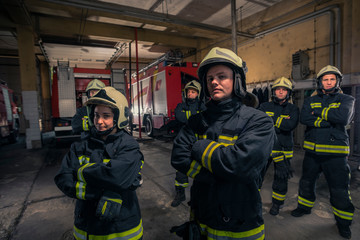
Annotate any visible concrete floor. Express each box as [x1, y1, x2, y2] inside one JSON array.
[[0, 134, 359, 240]]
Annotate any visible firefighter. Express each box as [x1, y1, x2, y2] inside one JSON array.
[[171, 80, 206, 207], [55, 87, 144, 240], [291, 65, 355, 239], [171, 47, 275, 239], [259, 77, 299, 215], [71, 79, 105, 136]]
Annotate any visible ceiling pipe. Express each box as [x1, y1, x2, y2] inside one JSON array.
[[231, 0, 237, 53], [43, 0, 255, 38]]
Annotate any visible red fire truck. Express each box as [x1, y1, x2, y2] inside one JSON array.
[[51, 66, 126, 140], [130, 61, 199, 137], [0, 81, 19, 143]]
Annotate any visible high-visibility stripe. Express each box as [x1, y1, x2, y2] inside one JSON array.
[[103, 159, 110, 164], [101, 201, 108, 215], [186, 110, 191, 120], [82, 116, 89, 131], [272, 155, 284, 163], [202, 142, 220, 173], [315, 144, 350, 154], [77, 163, 95, 183], [310, 103, 322, 108], [218, 135, 238, 145], [199, 223, 265, 240], [187, 160, 202, 178], [314, 117, 323, 127], [74, 219, 143, 240], [265, 111, 274, 117], [298, 196, 314, 208], [78, 156, 90, 165], [272, 192, 286, 201], [271, 150, 293, 158], [75, 181, 86, 200], [175, 180, 189, 188], [303, 141, 315, 150], [332, 207, 353, 221]]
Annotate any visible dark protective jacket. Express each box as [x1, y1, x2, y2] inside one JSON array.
[[259, 100, 299, 158], [71, 106, 89, 134], [54, 130, 144, 239], [171, 98, 275, 233], [300, 90, 355, 156], [174, 98, 206, 124]]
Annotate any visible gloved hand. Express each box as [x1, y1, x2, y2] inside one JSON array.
[[285, 158, 295, 179], [187, 113, 208, 135], [274, 160, 290, 180], [95, 192, 122, 221]]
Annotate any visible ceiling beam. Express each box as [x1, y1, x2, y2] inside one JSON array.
[[42, 0, 255, 38], [35, 15, 199, 48]]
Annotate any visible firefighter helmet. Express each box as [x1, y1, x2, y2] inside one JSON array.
[[271, 77, 294, 102], [85, 79, 105, 95], [197, 47, 247, 99], [86, 87, 129, 131], [316, 65, 342, 92], [184, 80, 201, 94]]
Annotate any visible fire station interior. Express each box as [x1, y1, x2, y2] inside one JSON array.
[[0, 0, 360, 239]]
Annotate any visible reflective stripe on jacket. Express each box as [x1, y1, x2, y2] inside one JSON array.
[[300, 91, 354, 156], [171, 98, 275, 235], [54, 130, 144, 238], [259, 100, 299, 156]]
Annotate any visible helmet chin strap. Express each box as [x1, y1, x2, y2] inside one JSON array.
[[94, 120, 117, 136]]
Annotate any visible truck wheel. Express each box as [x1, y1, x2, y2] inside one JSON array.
[[144, 116, 153, 137]]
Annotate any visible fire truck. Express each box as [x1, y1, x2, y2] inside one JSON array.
[[51, 65, 126, 140], [0, 81, 19, 143], [130, 60, 199, 137]]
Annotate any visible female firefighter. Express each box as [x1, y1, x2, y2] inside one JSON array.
[[259, 77, 299, 215], [291, 65, 355, 239], [171, 80, 206, 207], [171, 47, 275, 239], [55, 86, 144, 240]]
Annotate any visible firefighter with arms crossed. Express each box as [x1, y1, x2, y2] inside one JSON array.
[[291, 65, 355, 239], [55, 87, 144, 240], [259, 77, 299, 215], [171, 47, 275, 239], [171, 80, 206, 207], [72, 79, 106, 136]]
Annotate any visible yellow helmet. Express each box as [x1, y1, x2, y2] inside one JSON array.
[[86, 79, 106, 92], [86, 87, 129, 131], [197, 47, 247, 98], [271, 77, 293, 102], [316, 65, 342, 92], [184, 80, 201, 94]]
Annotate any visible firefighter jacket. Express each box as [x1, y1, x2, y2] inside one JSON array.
[[300, 90, 355, 156], [72, 106, 89, 134], [54, 129, 144, 239], [174, 98, 206, 124], [259, 100, 299, 159], [171, 97, 275, 233]]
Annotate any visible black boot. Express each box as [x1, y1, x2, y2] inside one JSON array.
[[291, 207, 311, 217], [171, 187, 185, 207], [269, 203, 281, 216], [337, 223, 351, 239]]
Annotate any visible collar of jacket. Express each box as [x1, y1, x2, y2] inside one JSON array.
[[205, 97, 241, 121]]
